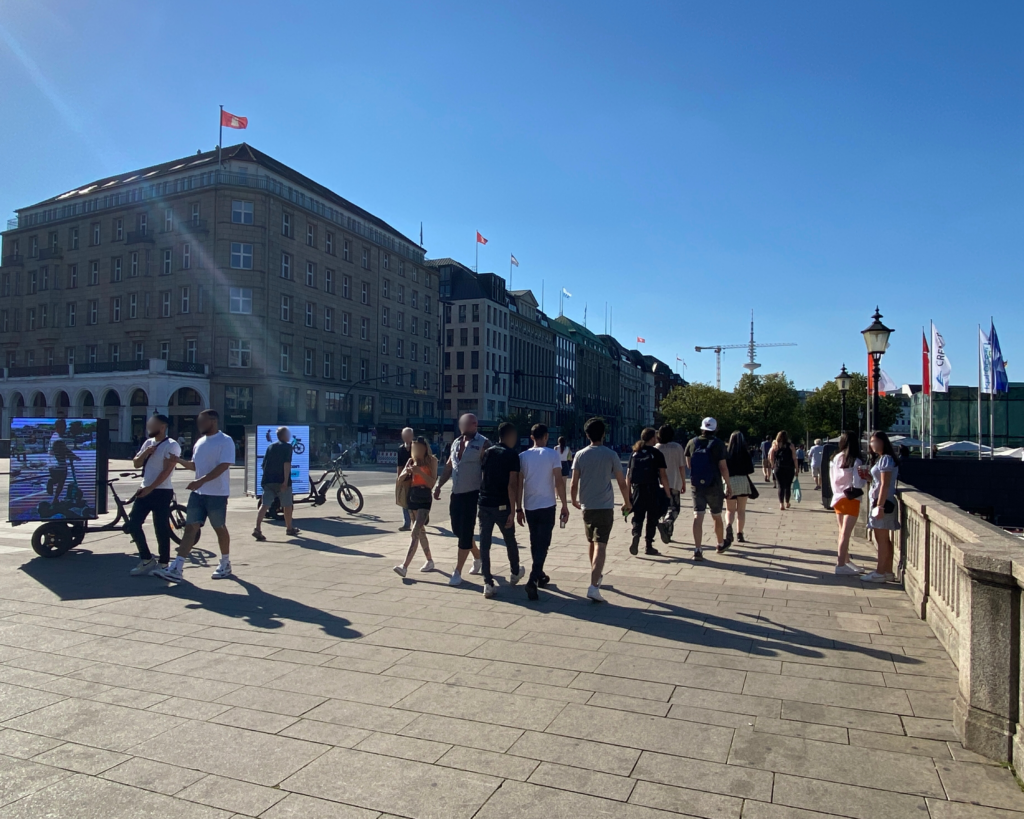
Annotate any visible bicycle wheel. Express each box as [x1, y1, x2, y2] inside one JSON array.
[[169, 503, 201, 545], [31, 522, 74, 558], [336, 483, 364, 514], [292, 442, 305, 454]]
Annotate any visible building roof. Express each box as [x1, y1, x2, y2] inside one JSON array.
[[17, 143, 423, 251], [552, 316, 613, 358]]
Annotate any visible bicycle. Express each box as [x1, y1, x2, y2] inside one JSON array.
[[264, 453, 364, 518], [30, 472, 198, 558]]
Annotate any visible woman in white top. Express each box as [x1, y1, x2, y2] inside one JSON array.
[[862, 431, 900, 584], [829, 432, 867, 576], [556, 437, 573, 484]]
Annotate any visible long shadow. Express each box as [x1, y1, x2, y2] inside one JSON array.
[[18, 552, 362, 640]]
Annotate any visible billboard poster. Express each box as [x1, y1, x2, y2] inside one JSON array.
[[255, 425, 310, 495], [9, 418, 100, 522]]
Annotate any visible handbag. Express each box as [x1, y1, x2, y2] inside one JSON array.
[[395, 475, 409, 508], [843, 487, 864, 500], [747, 477, 760, 500], [793, 478, 802, 503]]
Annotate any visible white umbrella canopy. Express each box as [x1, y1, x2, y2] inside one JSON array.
[[937, 441, 993, 454], [994, 447, 1024, 459]]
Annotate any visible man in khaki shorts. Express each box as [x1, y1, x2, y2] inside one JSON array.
[[253, 427, 300, 540], [570, 418, 631, 603]]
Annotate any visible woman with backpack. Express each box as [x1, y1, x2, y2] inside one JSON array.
[[862, 431, 899, 583], [768, 431, 798, 510], [625, 427, 672, 557], [829, 432, 867, 576], [724, 431, 755, 546]]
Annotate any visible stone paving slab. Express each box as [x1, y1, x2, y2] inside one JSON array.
[[0, 466, 1021, 817]]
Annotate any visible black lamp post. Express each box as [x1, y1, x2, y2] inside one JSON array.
[[862, 307, 894, 432], [835, 364, 852, 432]]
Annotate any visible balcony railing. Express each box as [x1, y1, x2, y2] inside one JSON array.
[[75, 360, 151, 374], [7, 364, 70, 378], [38, 246, 63, 261], [1, 254, 24, 267], [178, 218, 209, 234], [125, 230, 154, 245], [166, 360, 207, 375]]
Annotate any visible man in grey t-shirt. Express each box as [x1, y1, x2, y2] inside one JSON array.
[[570, 418, 632, 603]]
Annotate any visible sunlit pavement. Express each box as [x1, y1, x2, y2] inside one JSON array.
[[0, 465, 1020, 818]]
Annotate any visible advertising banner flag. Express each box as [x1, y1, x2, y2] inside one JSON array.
[[930, 323, 951, 393]]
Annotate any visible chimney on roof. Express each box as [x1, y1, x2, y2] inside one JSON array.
[[197, 150, 202, 155]]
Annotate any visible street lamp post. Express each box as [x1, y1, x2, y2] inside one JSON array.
[[835, 364, 852, 432], [862, 307, 894, 434]]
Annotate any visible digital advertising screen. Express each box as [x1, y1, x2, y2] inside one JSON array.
[[255, 425, 310, 495], [9, 418, 102, 522]]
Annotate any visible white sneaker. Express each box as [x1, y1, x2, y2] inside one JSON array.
[[393, 565, 408, 578], [211, 562, 232, 580], [861, 571, 890, 583], [420, 560, 435, 572], [152, 563, 184, 583], [483, 583, 496, 598], [448, 571, 463, 587], [469, 558, 482, 576], [834, 564, 860, 576], [587, 585, 606, 603], [845, 561, 868, 574], [130, 558, 157, 577], [510, 566, 526, 585]]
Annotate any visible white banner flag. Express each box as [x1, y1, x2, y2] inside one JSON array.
[[931, 322, 952, 393], [980, 327, 994, 395]]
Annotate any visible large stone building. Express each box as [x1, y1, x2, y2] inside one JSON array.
[[600, 335, 652, 446], [552, 316, 618, 439], [430, 258, 510, 434], [0, 143, 439, 448], [508, 289, 556, 428]]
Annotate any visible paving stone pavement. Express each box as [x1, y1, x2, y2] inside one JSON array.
[[0, 466, 1022, 818]]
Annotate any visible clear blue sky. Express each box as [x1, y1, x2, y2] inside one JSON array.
[[2, 1, 1021, 390]]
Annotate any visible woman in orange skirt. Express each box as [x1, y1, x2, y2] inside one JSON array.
[[828, 432, 867, 575]]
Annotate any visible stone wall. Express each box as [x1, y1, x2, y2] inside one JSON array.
[[897, 491, 1024, 765]]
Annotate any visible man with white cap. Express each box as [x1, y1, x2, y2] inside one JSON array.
[[683, 417, 732, 562]]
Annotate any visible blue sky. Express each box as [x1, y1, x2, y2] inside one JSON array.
[[2, 1, 1021, 390]]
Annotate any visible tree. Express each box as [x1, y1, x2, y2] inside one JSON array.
[[804, 372, 902, 440], [731, 372, 804, 443], [659, 383, 736, 440]]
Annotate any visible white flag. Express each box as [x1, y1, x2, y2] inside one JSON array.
[[878, 370, 898, 394], [931, 322, 952, 393], [561, 288, 572, 298], [979, 327, 994, 395]]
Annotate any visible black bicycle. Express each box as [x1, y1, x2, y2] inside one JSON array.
[[264, 454, 364, 519], [31, 472, 197, 558]]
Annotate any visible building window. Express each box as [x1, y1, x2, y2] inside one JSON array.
[[282, 212, 292, 237], [111, 296, 121, 322], [160, 341, 169, 360], [382, 252, 390, 270], [89, 261, 99, 285], [341, 356, 349, 381], [411, 342, 418, 362], [306, 224, 316, 247], [137, 214, 148, 236], [460, 328, 468, 346], [109, 343, 120, 362], [361, 282, 369, 305], [397, 338, 404, 359], [279, 386, 298, 409], [182, 243, 191, 269], [399, 260, 405, 277], [305, 262, 316, 287], [231, 200, 254, 224], [229, 339, 251, 368], [280, 343, 291, 372], [381, 363, 389, 382], [360, 317, 368, 340], [190, 203, 200, 225], [115, 218, 123, 241], [473, 374, 480, 392], [343, 239, 351, 262], [459, 304, 467, 323], [325, 232, 334, 254], [360, 358, 368, 380], [397, 312, 404, 331], [304, 347, 314, 376], [323, 352, 333, 379], [28, 271, 36, 295], [88, 300, 98, 325], [381, 334, 389, 355], [397, 284, 404, 304], [412, 290, 418, 309], [306, 389, 318, 410], [324, 307, 333, 332], [92, 224, 100, 246], [361, 248, 369, 269], [70, 227, 79, 250], [280, 294, 291, 322], [162, 248, 172, 275], [281, 252, 291, 279], [424, 295, 430, 314], [129, 293, 138, 319], [471, 350, 479, 368], [88, 345, 97, 363], [230, 243, 253, 269], [160, 291, 171, 317], [474, 327, 480, 345], [325, 268, 334, 294], [27, 308, 35, 330], [456, 351, 465, 369], [66, 346, 75, 366], [186, 339, 197, 363], [341, 312, 350, 336], [130, 252, 139, 277], [472, 303, 480, 322], [135, 341, 145, 361], [180, 286, 190, 314], [342, 274, 350, 299], [66, 302, 76, 327], [382, 306, 389, 327], [112, 258, 122, 282], [164, 208, 173, 232], [305, 302, 314, 328], [382, 278, 390, 298], [229, 287, 252, 314]]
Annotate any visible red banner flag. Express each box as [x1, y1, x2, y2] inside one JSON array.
[[637, 336, 645, 344], [476, 232, 488, 245], [221, 110, 248, 129], [922, 332, 931, 396]]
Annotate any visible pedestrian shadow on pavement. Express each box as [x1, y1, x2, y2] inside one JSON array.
[[19, 552, 363, 641]]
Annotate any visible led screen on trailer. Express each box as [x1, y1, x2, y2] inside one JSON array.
[[9, 418, 100, 522], [255, 425, 310, 495]]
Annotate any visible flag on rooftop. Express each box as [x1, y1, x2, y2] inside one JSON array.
[[476, 232, 488, 245], [510, 254, 519, 267], [637, 336, 646, 344], [221, 109, 248, 129], [562, 288, 571, 297]]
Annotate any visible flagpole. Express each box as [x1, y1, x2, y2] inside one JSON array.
[[475, 238, 478, 274], [509, 256, 513, 291], [218, 105, 223, 167], [977, 324, 983, 460], [929, 321, 934, 458], [990, 316, 995, 457]]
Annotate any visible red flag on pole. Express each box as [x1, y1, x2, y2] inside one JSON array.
[[922, 332, 931, 396], [220, 110, 248, 129], [476, 232, 488, 245], [637, 336, 645, 344]]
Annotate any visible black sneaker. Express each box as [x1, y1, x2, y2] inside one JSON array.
[[645, 545, 661, 556], [538, 573, 550, 588], [737, 532, 746, 543], [525, 581, 539, 601], [716, 541, 731, 554], [657, 523, 671, 544], [629, 537, 640, 556], [693, 549, 704, 562]]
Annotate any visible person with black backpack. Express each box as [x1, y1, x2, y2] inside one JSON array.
[[625, 428, 672, 557], [684, 418, 732, 561]]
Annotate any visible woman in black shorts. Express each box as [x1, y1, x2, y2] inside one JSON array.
[[394, 438, 438, 577]]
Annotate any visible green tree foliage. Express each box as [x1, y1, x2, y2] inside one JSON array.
[[803, 372, 903, 440], [658, 383, 736, 440], [731, 372, 805, 443]]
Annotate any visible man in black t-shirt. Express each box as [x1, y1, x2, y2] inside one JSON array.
[[477, 422, 524, 598], [254, 427, 298, 540], [684, 417, 732, 561], [397, 427, 414, 531]]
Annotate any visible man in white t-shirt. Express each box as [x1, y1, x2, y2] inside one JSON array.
[[655, 425, 687, 544], [153, 409, 236, 582], [127, 414, 181, 576], [516, 423, 569, 601], [808, 438, 825, 489]]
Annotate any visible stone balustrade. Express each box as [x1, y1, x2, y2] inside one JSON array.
[[897, 490, 1024, 765]]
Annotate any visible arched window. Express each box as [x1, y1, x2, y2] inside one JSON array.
[[130, 389, 148, 407], [103, 390, 121, 407]]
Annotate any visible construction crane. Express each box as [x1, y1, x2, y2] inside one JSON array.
[[695, 311, 796, 389]]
